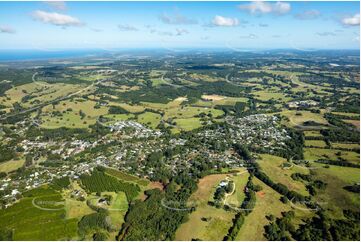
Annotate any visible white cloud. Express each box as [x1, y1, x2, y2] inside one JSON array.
[[117, 24, 138, 31], [212, 15, 239, 27], [159, 13, 197, 25], [175, 28, 189, 36], [44, 1, 67, 11], [341, 14, 360, 26], [239, 1, 291, 15], [32, 10, 84, 27], [273, 2, 291, 15], [0, 25, 16, 34], [295, 10, 320, 20]]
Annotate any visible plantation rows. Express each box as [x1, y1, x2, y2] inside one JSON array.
[[80, 169, 140, 200], [104, 167, 149, 186]]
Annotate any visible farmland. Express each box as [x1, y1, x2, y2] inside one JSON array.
[[0, 48, 359, 241]]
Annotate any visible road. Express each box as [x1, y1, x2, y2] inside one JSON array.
[[0, 73, 106, 121]]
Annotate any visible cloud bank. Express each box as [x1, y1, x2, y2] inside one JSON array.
[[341, 14, 360, 26], [32, 10, 84, 27], [118, 24, 138, 31], [0, 25, 16, 34], [239, 1, 291, 15], [212, 15, 239, 27]]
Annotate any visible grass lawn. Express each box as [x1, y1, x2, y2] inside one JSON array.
[[0, 158, 25, 173], [257, 154, 309, 196], [304, 148, 360, 164]]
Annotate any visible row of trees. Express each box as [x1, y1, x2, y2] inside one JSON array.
[[80, 168, 140, 201]]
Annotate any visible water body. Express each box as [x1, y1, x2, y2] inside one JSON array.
[[0, 49, 107, 62]]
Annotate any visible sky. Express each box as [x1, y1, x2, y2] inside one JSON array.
[[0, 1, 359, 50]]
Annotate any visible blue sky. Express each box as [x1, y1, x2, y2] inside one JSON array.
[[0, 1, 359, 50]]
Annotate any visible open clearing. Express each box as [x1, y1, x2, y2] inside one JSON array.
[[311, 163, 360, 219], [137, 112, 161, 129], [176, 173, 235, 241], [257, 154, 309, 196], [237, 178, 294, 240], [305, 140, 327, 148], [281, 110, 328, 127], [304, 148, 360, 164], [0, 158, 25, 173]]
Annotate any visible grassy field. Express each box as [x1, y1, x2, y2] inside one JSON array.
[[0, 158, 25, 173], [304, 148, 360, 164], [331, 112, 360, 117], [311, 163, 360, 219], [196, 95, 248, 107], [0, 186, 78, 240], [252, 90, 291, 102], [304, 140, 327, 148], [103, 113, 135, 124], [280, 110, 328, 127], [164, 106, 223, 119], [176, 173, 235, 241], [173, 118, 202, 132], [236, 178, 295, 240], [65, 198, 94, 220], [226, 171, 249, 208], [257, 154, 309, 196], [115, 102, 145, 113], [303, 130, 322, 137], [86, 191, 128, 239], [106, 192, 128, 229], [137, 112, 161, 129], [331, 142, 360, 149], [41, 99, 108, 129]]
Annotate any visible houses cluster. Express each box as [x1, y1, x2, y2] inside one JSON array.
[[287, 100, 318, 109], [198, 114, 290, 151], [109, 120, 162, 138]]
